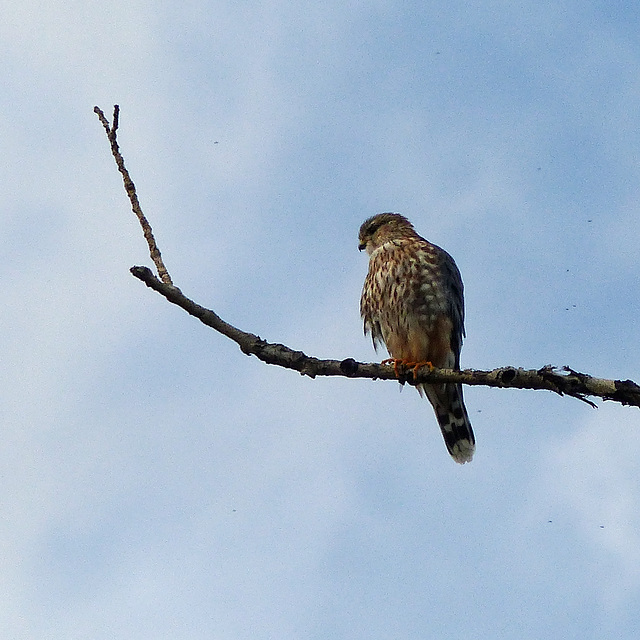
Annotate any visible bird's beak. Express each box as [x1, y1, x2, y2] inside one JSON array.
[[358, 243, 366, 251]]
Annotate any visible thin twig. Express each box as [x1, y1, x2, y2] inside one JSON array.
[[94, 105, 173, 285]]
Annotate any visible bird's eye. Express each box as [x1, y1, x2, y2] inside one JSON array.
[[366, 220, 384, 235]]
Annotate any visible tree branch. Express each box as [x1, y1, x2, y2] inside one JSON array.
[[95, 105, 640, 410], [129, 265, 640, 408]]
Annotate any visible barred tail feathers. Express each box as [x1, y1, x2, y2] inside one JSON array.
[[421, 383, 475, 463]]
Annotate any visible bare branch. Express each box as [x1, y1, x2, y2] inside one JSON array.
[[130, 265, 640, 408], [96, 105, 640, 410], [94, 105, 173, 285]]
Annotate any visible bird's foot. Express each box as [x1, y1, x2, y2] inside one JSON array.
[[381, 358, 433, 379], [381, 357, 404, 377], [408, 360, 434, 378]]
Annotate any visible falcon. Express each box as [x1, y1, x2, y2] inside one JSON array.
[[359, 213, 475, 463]]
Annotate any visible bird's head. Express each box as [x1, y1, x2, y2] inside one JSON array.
[[358, 212, 415, 255]]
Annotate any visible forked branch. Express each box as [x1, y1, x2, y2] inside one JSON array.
[[95, 105, 640, 409]]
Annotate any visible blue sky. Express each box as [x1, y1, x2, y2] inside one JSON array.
[[2, 1, 640, 638]]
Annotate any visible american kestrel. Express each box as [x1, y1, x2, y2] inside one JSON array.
[[359, 213, 475, 463]]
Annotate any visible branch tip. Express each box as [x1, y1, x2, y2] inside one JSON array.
[[95, 105, 173, 286]]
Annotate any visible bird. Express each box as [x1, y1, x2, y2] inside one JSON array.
[[358, 213, 475, 463]]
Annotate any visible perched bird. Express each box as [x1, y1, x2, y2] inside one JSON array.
[[359, 213, 475, 463]]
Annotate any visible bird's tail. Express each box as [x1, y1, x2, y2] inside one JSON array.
[[421, 383, 475, 463]]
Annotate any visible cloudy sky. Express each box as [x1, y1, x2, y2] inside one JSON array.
[[2, 1, 640, 637]]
